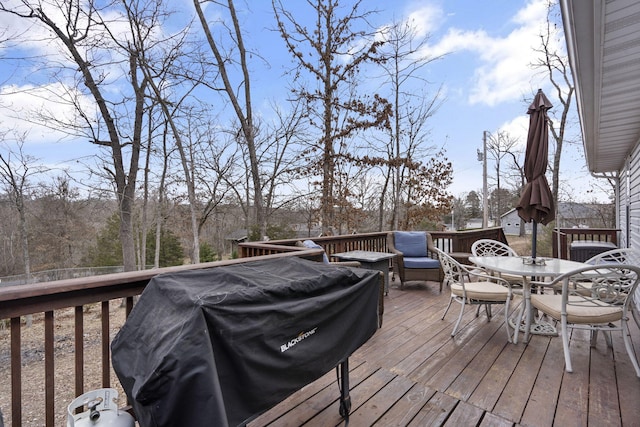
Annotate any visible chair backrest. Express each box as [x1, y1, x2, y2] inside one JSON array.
[[553, 264, 640, 309], [434, 247, 464, 284], [471, 239, 518, 257], [392, 231, 430, 257], [585, 247, 633, 265]]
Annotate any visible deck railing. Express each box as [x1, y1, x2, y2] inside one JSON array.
[[552, 227, 620, 259], [0, 251, 322, 427], [239, 227, 509, 259], [0, 227, 508, 427]]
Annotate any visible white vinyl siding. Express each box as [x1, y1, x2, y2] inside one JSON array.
[[624, 145, 640, 251]]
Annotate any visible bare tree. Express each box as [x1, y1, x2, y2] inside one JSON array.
[[486, 131, 519, 220], [533, 0, 575, 213], [188, 114, 237, 242], [193, 0, 266, 239], [259, 100, 310, 225], [154, 124, 173, 268], [450, 196, 467, 230], [273, 0, 391, 234], [504, 149, 527, 236], [377, 18, 447, 230], [113, 0, 214, 263], [32, 176, 92, 270], [0, 1, 151, 272], [0, 134, 48, 326], [0, 135, 40, 286]]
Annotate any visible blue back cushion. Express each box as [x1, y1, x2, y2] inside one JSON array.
[[394, 232, 428, 257], [302, 240, 330, 264]]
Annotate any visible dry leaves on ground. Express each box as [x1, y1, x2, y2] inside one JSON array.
[[0, 301, 129, 427]]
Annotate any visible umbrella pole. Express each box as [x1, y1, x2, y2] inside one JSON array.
[[531, 220, 538, 259]]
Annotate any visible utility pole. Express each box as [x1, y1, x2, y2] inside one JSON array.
[[480, 131, 489, 228]]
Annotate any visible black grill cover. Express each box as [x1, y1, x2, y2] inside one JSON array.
[[111, 257, 380, 427]]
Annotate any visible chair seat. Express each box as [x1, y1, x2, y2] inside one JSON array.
[[531, 294, 623, 324], [451, 281, 511, 301], [404, 256, 440, 269]]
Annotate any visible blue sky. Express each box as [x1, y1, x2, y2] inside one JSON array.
[[0, 0, 609, 203]]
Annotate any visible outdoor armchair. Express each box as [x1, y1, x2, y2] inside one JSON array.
[[387, 231, 444, 291]]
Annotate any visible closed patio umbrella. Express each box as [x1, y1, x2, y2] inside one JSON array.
[[516, 89, 554, 259]]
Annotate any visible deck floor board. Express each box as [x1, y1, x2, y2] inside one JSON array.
[[248, 282, 640, 427]]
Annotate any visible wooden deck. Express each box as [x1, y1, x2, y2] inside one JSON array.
[[248, 281, 640, 427]]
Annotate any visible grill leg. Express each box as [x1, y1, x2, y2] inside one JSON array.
[[339, 359, 351, 419]]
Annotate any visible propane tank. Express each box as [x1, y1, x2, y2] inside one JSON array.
[[67, 388, 134, 427]]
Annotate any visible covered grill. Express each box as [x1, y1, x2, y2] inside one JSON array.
[[111, 257, 380, 427]]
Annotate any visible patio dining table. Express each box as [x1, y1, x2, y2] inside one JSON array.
[[468, 256, 586, 343]]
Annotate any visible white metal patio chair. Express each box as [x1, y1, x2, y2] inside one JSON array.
[[530, 264, 640, 377], [471, 239, 523, 285], [435, 247, 513, 340], [552, 247, 635, 295]]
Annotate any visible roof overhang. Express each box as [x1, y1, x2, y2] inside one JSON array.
[[560, 0, 640, 174]]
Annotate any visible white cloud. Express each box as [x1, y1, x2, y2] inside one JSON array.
[[419, 0, 553, 107], [498, 115, 529, 150], [0, 2, 76, 62], [0, 82, 95, 144], [404, 4, 445, 36], [430, 27, 491, 57]]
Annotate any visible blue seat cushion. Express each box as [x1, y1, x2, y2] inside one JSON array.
[[404, 256, 440, 269], [394, 231, 428, 257]]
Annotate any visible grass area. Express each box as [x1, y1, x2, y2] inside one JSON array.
[[506, 229, 554, 258], [506, 235, 531, 256]]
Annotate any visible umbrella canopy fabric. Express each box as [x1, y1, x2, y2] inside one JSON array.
[[517, 89, 554, 226]]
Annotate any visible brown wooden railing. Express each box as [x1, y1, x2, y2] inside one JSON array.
[[552, 228, 620, 259], [1, 228, 508, 427], [239, 232, 388, 259], [239, 227, 509, 260], [431, 227, 509, 253], [0, 252, 321, 427]]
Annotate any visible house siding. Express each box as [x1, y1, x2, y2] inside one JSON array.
[[620, 160, 629, 248], [623, 145, 640, 251], [621, 145, 640, 316], [500, 209, 531, 235]]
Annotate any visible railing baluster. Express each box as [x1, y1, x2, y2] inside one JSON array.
[[11, 317, 22, 427], [45, 311, 54, 426], [126, 296, 134, 317], [75, 306, 84, 405], [102, 301, 110, 388]]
